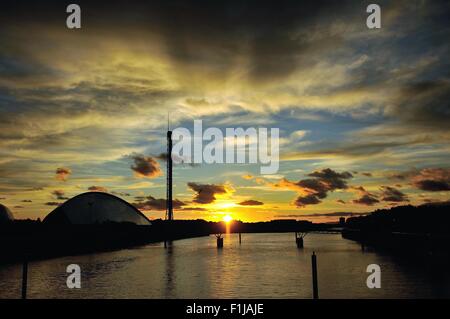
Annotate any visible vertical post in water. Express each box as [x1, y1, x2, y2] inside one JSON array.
[[239, 232, 241, 244], [216, 234, 224, 248], [22, 260, 28, 299], [311, 252, 319, 299]]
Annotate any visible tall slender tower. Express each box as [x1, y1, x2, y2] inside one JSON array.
[[166, 117, 173, 221]]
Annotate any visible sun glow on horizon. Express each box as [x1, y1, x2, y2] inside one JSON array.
[[223, 214, 233, 223]]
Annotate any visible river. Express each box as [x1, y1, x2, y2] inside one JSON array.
[[0, 233, 449, 298]]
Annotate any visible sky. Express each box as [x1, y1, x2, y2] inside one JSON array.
[[0, 0, 449, 222]]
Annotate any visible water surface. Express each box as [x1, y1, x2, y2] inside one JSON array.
[[0, 233, 449, 298]]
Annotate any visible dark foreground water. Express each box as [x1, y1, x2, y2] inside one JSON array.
[[1, 233, 449, 299]]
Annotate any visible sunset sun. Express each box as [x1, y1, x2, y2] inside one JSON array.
[[223, 215, 233, 223]]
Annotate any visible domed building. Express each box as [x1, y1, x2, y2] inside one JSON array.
[[43, 192, 151, 226], [0, 204, 14, 224]]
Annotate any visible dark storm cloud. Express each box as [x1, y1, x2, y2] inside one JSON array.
[[45, 201, 60, 206], [380, 186, 408, 202], [238, 200, 264, 206], [391, 168, 450, 192], [294, 194, 321, 207], [0, 0, 357, 85], [351, 185, 380, 206], [295, 179, 328, 199], [187, 182, 228, 204], [130, 154, 162, 178], [389, 81, 450, 129], [411, 168, 450, 191], [133, 195, 185, 211], [294, 168, 352, 207], [135, 0, 356, 84], [415, 180, 450, 191], [307, 168, 353, 190], [353, 194, 380, 206], [275, 168, 353, 207], [51, 190, 68, 200]]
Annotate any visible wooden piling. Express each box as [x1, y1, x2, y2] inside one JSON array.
[[295, 232, 304, 248], [239, 232, 242, 244], [311, 252, 319, 299], [21, 261, 28, 299]]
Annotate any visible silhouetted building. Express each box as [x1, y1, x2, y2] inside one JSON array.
[[339, 217, 346, 226], [43, 192, 151, 225], [0, 204, 14, 224]]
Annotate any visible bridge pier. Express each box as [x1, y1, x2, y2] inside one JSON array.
[[295, 232, 306, 248], [216, 234, 223, 248]]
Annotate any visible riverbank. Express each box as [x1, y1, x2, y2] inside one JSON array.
[[0, 221, 211, 264], [342, 228, 450, 259]]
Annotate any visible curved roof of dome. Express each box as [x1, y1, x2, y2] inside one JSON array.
[[0, 204, 14, 223], [43, 192, 151, 226]]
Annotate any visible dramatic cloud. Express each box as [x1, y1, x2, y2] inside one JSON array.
[[353, 194, 380, 206], [411, 168, 450, 191], [307, 168, 353, 190], [238, 200, 264, 206], [380, 186, 408, 202], [391, 168, 450, 192], [130, 154, 163, 178], [133, 196, 185, 211], [187, 182, 229, 204], [352, 186, 380, 206], [294, 194, 321, 207], [51, 190, 68, 200], [0, 1, 449, 220], [274, 168, 353, 207], [45, 202, 60, 206], [88, 186, 108, 192], [55, 167, 71, 181], [388, 81, 450, 130]]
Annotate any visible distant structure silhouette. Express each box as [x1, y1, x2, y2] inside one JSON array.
[[0, 203, 14, 224], [42, 192, 151, 225], [166, 115, 173, 221]]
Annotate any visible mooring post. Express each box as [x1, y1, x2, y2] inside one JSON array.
[[295, 232, 304, 248], [239, 232, 242, 244], [22, 260, 28, 299], [311, 252, 319, 299]]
